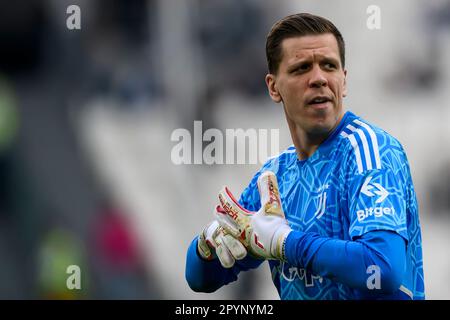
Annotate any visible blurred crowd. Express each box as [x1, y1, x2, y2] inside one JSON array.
[[0, 0, 449, 299]]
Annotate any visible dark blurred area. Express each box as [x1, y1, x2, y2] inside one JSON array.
[[0, 0, 274, 299], [0, 0, 449, 299], [0, 0, 163, 299]]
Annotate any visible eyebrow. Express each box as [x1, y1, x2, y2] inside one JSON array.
[[286, 59, 310, 72], [321, 56, 340, 65], [287, 55, 340, 72]]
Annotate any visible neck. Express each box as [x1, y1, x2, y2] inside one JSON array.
[[292, 129, 327, 160], [287, 113, 344, 161]]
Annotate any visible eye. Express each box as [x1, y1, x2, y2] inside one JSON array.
[[291, 63, 310, 74], [323, 62, 337, 70], [299, 63, 310, 70]]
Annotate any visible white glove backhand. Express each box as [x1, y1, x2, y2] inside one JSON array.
[[197, 207, 247, 268], [215, 171, 292, 261]]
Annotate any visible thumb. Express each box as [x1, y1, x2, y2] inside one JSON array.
[[257, 171, 285, 217]]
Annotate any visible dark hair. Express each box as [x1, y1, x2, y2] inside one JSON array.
[[266, 13, 345, 74]]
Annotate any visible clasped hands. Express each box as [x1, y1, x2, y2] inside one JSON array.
[[198, 171, 292, 268]]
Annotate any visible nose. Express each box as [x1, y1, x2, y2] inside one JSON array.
[[308, 65, 328, 88]]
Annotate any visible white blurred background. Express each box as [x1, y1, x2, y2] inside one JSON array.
[[0, 0, 449, 299]]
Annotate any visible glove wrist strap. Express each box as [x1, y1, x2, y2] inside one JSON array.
[[272, 225, 292, 261]]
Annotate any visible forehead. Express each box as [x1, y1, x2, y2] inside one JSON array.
[[280, 33, 340, 65]]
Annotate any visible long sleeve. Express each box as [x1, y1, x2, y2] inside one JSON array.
[[284, 230, 407, 297], [185, 237, 263, 293]]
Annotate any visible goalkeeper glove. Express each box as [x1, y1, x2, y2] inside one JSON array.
[[215, 171, 292, 261], [197, 206, 247, 268]]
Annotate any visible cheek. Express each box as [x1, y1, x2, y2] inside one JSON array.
[[342, 79, 347, 96], [281, 79, 306, 102], [336, 76, 347, 96], [330, 81, 345, 99]]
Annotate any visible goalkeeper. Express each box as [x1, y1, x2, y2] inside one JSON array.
[[185, 13, 425, 300]]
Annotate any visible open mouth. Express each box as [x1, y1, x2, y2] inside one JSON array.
[[307, 96, 333, 111], [308, 96, 331, 105]]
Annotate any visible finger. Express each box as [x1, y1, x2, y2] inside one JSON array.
[[214, 232, 235, 268], [222, 233, 247, 260], [198, 233, 213, 260], [257, 171, 285, 217], [214, 204, 240, 238], [197, 221, 219, 260], [217, 188, 253, 239], [203, 220, 220, 249]]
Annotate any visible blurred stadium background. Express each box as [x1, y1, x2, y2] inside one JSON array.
[[0, 0, 449, 299]]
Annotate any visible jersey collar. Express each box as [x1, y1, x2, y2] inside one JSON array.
[[313, 110, 359, 160]]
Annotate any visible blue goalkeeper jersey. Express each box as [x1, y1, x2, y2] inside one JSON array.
[[238, 111, 425, 300]]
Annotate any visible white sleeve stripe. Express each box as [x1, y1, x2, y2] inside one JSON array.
[[347, 134, 363, 173], [354, 128, 373, 170], [342, 121, 382, 173], [353, 119, 381, 169], [345, 124, 372, 171]]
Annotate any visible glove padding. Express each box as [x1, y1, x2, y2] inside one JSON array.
[[197, 206, 247, 268], [215, 171, 292, 261]]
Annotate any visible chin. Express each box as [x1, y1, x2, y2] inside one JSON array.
[[308, 127, 331, 136], [308, 119, 336, 136]]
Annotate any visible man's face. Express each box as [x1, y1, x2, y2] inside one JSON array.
[[266, 33, 347, 137]]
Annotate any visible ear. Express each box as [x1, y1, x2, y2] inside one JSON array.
[[342, 69, 348, 97], [265, 74, 282, 103]]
